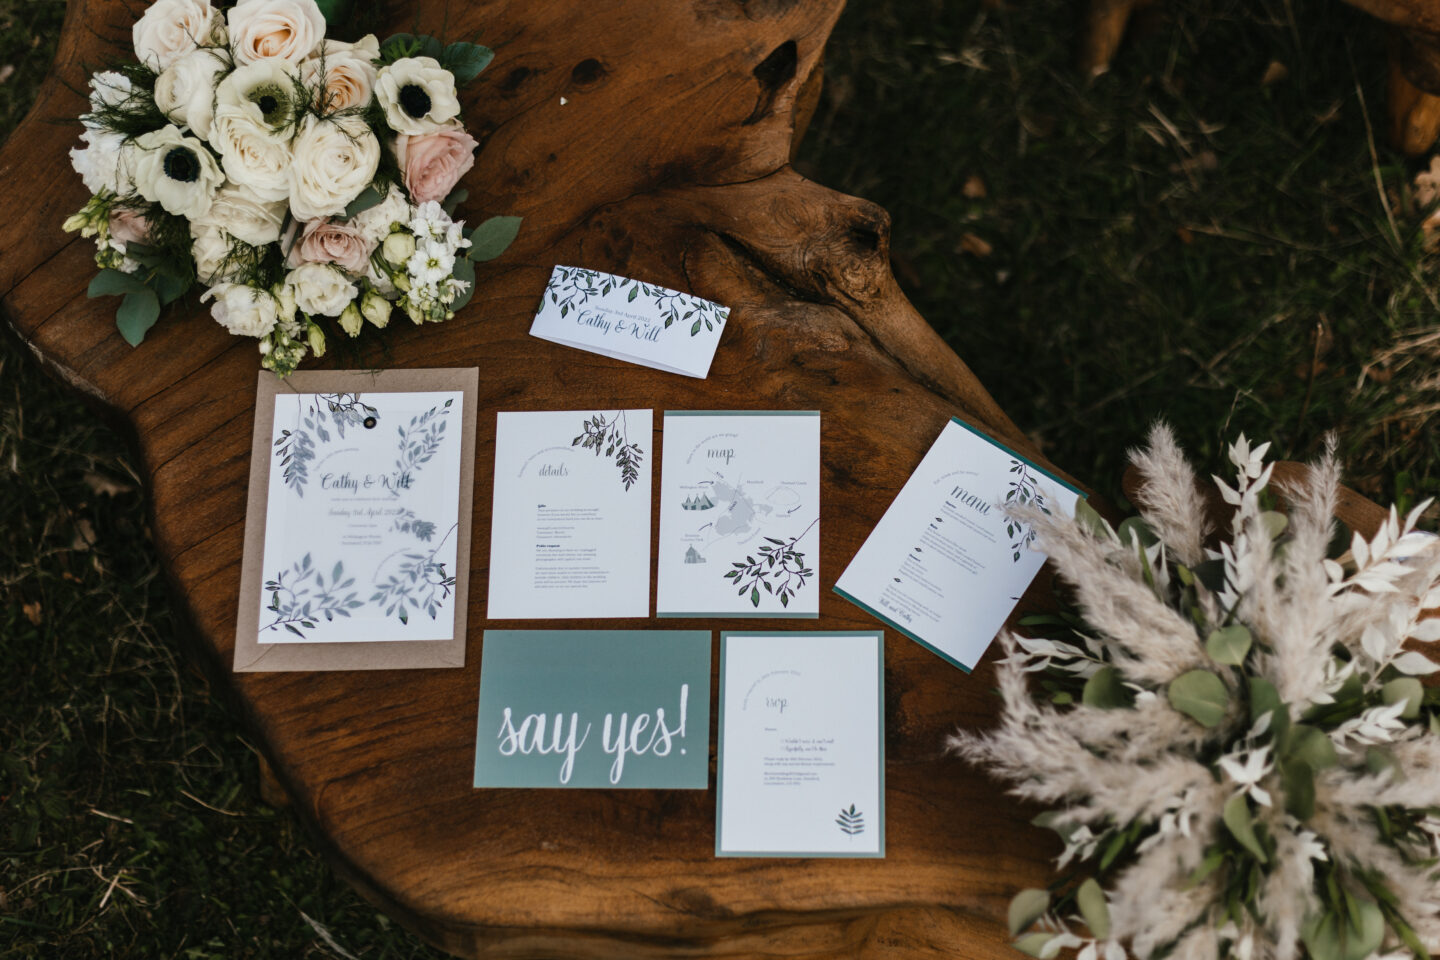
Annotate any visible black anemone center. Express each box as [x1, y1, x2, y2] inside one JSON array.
[[258, 94, 278, 114], [399, 83, 432, 118], [163, 147, 199, 183]]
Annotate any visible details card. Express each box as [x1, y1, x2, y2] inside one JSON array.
[[234, 369, 478, 672], [657, 412, 820, 618], [473, 630, 712, 789], [529, 265, 730, 379], [834, 417, 1084, 672], [487, 410, 652, 619], [716, 631, 885, 858]]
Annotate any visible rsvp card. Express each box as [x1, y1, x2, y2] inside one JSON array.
[[529, 265, 730, 378], [657, 412, 820, 618], [716, 631, 885, 858], [487, 410, 652, 619], [473, 630, 711, 789], [834, 417, 1084, 672], [234, 369, 478, 672]]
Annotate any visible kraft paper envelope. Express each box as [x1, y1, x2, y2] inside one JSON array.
[[234, 368, 478, 671]]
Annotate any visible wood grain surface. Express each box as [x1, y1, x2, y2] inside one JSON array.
[[3, 1, 1386, 957]]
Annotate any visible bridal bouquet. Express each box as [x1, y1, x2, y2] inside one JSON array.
[[953, 426, 1440, 960], [62, 0, 520, 376]]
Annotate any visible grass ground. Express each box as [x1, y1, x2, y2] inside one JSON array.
[[3, 0, 1439, 956]]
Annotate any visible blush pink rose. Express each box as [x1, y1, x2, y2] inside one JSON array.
[[396, 126, 477, 204], [286, 219, 376, 275], [108, 208, 152, 245]]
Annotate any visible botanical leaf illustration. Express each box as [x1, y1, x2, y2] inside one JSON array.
[[724, 519, 817, 608], [1003, 459, 1051, 563], [395, 398, 453, 482], [262, 554, 363, 635], [546, 265, 728, 337], [835, 804, 865, 836], [572, 410, 644, 490], [390, 510, 438, 542], [273, 393, 379, 497]]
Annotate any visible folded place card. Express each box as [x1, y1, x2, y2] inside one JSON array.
[[234, 369, 478, 671], [487, 410, 653, 619], [528, 265, 730, 379], [834, 417, 1084, 673], [473, 630, 712, 789], [657, 411, 820, 618], [716, 631, 885, 858]]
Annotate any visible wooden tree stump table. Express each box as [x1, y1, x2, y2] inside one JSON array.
[[7, 1, 1388, 957]]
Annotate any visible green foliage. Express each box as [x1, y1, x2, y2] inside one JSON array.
[[114, 288, 160, 346], [1206, 624, 1253, 666], [1222, 793, 1269, 864], [467, 215, 524, 262], [443, 42, 494, 85], [1081, 665, 1129, 709], [1008, 888, 1050, 936], [1167, 669, 1230, 727]]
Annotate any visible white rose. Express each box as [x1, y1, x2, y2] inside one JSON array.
[[227, 0, 326, 66], [133, 0, 225, 72], [374, 57, 460, 135], [214, 60, 300, 139], [153, 48, 228, 141], [191, 222, 241, 284], [85, 72, 135, 127], [303, 34, 379, 113], [70, 128, 139, 196], [132, 125, 224, 218], [192, 181, 287, 246], [287, 262, 356, 317], [202, 282, 278, 338], [288, 113, 379, 221], [349, 184, 410, 242], [210, 108, 292, 201]]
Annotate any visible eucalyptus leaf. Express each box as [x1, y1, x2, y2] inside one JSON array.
[[1302, 913, 1342, 960], [443, 41, 494, 84], [1075, 878, 1110, 940], [1206, 624, 1253, 666], [1008, 888, 1050, 936], [1117, 516, 1156, 548], [1074, 498, 1111, 539], [1382, 677, 1424, 719], [1281, 759, 1316, 820], [1012, 933, 1057, 959], [115, 288, 160, 346], [313, 0, 351, 21], [467, 215, 523, 262], [1286, 725, 1338, 771], [1343, 897, 1385, 960], [152, 271, 187, 306], [441, 187, 469, 217], [1249, 676, 1281, 724], [1222, 793, 1267, 863], [88, 268, 148, 298], [344, 184, 386, 219], [1260, 510, 1289, 540], [449, 256, 477, 312], [1168, 670, 1229, 727], [1082, 666, 1129, 709]]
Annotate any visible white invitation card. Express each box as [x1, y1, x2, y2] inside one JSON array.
[[834, 417, 1084, 672], [657, 411, 820, 618], [234, 369, 479, 672], [716, 631, 884, 858], [487, 410, 653, 619], [528, 265, 730, 379]]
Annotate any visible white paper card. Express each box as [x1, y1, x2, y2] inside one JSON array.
[[657, 412, 820, 618], [834, 417, 1084, 672], [259, 390, 464, 643], [529, 265, 730, 378], [717, 631, 885, 858], [487, 410, 653, 619]]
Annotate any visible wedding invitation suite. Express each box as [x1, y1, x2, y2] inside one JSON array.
[[834, 417, 1084, 672], [234, 369, 478, 671], [528, 265, 730, 378], [487, 410, 652, 619], [716, 631, 884, 857], [657, 412, 820, 618], [473, 630, 712, 789]]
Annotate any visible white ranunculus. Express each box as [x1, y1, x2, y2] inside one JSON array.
[[287, 262, 357, 317], [192, 181, 287, 246], [191, 222, 241, 284], [214, 60, 299, 139], [303, 34, 379, 113], [153, 47, 229, 141], [210, 107, 292, 200], [132, 125, 224, 218], [133, 0, 225, 72], [349, 184, 410, 243], [227, 0, 325, 65], [203, 282, 278, 338], [70, 128, 139, 196], [374, 57, 460, 136], [85, 71, 136, 128], [288, 113, 380, 221]]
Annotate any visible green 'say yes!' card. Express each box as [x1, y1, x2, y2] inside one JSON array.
[[473, 630, 712, 789]]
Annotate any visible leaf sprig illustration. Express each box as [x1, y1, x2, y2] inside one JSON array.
[[273, 393, 378, 497], [391, 510, 437, 542], [724, 519, 817, 608], [572, 411, 644, 491], [1004, 459, 1051, 563], [395, 398, 453, 479], [370, 555, 456, 624], [262, 554, 363, 636], [546, 265, 728, 337], [836, 804, 865, 836]]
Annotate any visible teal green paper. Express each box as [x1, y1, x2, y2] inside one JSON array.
[[473, 630, 712, 789]]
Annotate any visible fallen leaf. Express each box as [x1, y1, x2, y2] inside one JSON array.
[[959, 233, 993, 257], [22, 601, 41, 625], [84, 472, 134, 497], [71, 518, 96, 551], [1261, 61, 1288, 86], [962, 175, 987, 198]]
